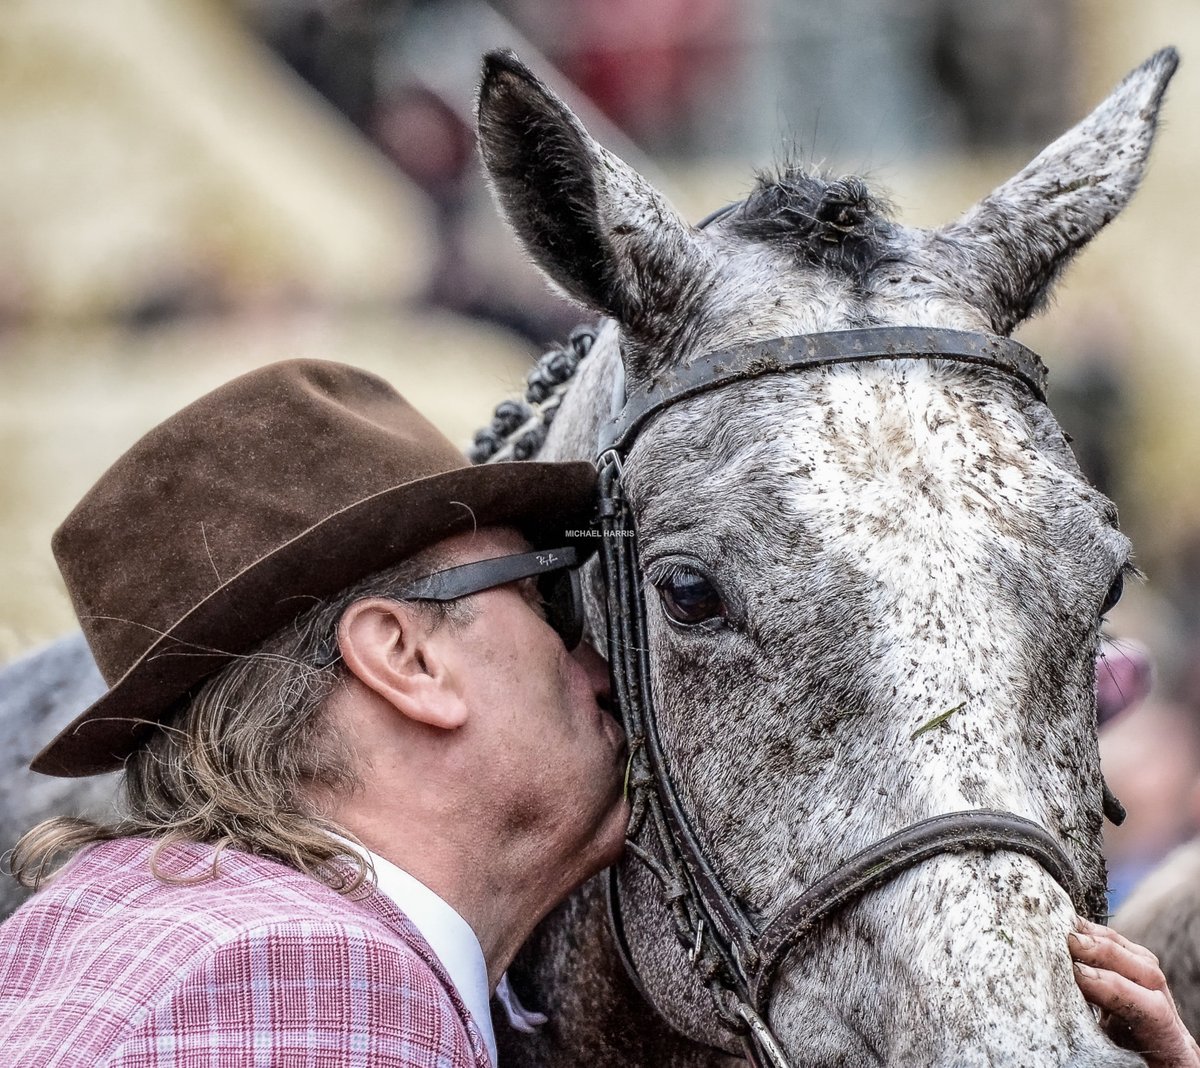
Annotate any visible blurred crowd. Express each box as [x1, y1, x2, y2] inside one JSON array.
[[244, 0, 1077, 344]]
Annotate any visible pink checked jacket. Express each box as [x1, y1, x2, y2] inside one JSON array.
[[0, 837, 494, 1067]]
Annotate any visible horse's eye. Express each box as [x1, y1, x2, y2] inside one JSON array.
[[1101, 572, 1125, 617], [656, 569, 727, 627]]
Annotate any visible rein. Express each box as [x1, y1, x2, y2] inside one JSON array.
[[594, 325, 1105, 1068]]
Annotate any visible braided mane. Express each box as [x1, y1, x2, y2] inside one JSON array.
[[468, 323, 599, 464]]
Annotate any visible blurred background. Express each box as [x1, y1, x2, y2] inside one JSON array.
[[1, 0, 1198, 907]]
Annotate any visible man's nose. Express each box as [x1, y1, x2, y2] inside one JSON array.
[[570, 640, 614, 709]]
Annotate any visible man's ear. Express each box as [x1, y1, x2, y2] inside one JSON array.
[[336, 598, 468, 730]]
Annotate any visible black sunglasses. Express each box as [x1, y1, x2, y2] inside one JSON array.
[[399, 546, 585, 649]]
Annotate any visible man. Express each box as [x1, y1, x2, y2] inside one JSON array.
[[0, 359, 1192, 1066], [0, 359, 629, 1065]]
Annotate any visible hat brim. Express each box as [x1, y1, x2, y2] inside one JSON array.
[[32, 459, 597, 777]]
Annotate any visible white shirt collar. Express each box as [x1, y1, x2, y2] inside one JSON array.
[[338, 840, 496, 1065]]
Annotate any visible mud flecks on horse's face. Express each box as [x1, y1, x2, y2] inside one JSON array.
[[620, 359, 1131, 1053]]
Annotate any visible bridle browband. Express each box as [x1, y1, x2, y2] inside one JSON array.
[[595, 324, 1109, 1068], [598, 325, 1048, 455]]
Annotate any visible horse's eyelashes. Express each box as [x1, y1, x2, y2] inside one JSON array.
[[1100, 571, 1126, 617], [653, 567, 728, 629]]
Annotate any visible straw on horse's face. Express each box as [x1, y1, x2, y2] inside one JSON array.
[[478, 49, 1177, 1067]]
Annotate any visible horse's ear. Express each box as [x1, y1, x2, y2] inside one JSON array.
[[476, 51, 705, 339], [927, 48, 1178, 335]]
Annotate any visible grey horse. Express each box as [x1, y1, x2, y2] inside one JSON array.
[[0, 45, 1180, 1068], [470, 47, 1177, 1067], [0, 636, 110, 916]]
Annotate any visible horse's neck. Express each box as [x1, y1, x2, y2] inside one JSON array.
[[495, 875, 734, 1068]]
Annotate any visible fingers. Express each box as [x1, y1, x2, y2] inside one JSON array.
[[1070, 924, 1168, 995], [1071, 923, 1200, 1068], [1077, 918, 1161, 965], [1072, 961, 1195, 1064]]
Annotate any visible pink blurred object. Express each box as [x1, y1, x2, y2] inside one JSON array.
[[1096, 638, 1153, 726]]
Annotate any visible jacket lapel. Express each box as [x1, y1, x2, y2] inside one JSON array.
[[348, 876, 494, 1067]]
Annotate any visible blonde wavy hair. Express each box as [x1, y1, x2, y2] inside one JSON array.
[[12, 545, 463, 895]]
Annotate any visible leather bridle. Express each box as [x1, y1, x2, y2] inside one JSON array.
[[594, 324, 1116, 1068]]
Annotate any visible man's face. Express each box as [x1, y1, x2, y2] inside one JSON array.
[[432, 527, 630, 894]]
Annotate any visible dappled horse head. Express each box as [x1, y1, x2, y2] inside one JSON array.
[[477, 49, 1177, 1067]]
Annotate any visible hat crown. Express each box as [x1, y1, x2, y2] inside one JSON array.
[[53, 360, 467, 682]]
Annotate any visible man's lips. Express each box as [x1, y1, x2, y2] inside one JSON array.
[[595, 693, 627, 752]]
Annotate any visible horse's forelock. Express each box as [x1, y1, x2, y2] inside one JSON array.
[[724, 168, 896, 286]]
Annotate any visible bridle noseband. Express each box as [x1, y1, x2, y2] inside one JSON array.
[[595, 324, 1113, 1068]]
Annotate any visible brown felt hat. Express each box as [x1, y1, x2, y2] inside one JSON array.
[[32, 359, 597, 778]]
